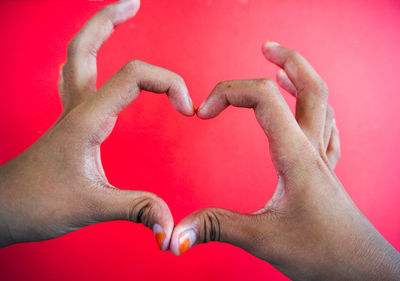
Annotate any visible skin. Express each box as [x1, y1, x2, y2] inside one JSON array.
[[0, 1, 399, 280], [0, 0, 194, 251], [170, 41, 400, 280]]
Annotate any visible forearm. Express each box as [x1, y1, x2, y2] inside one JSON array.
[[0, 205, 14, 248]]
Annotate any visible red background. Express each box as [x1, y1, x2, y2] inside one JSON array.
[[0, 0, 399, 280]]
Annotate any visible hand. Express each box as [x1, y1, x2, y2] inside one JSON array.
[[170, 41, 400, 280], [0, 0, 194, 250]]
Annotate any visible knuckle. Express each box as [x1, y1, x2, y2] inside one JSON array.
[[198, 208, 222, 243], [128, 192, 159, 228], [212, 81, 234, 98], [255, 78, 276, 93], [123, 59, 143, 74], [175, 74, 185, 84], [215, 80, 231, 90], [172, 74, 186, 89]]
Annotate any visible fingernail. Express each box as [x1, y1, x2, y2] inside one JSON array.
[[153, 224, 166, 251], [178, 230, 196, 255], [267, 39, 279, 44], [188, 95, 195, 113], [265, 39, 280, 47], [59, 63, 64, 75]]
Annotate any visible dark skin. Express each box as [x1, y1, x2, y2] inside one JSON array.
[[0, 0, 399, 280], [0, 0, 194, 251]]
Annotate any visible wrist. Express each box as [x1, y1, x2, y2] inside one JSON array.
[[321, 228, 400, 281]]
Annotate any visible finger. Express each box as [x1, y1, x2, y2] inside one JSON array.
[[262, 41, 328, 149], [276, 68, 297, 96], [196, 79, 308, 170], [170, 208, 269, 256], [78, 60, 194, 144], [92, 60, 194, 117], [92, 187, 174, 251], [62, 0, 140, 112], [326, 122, 340, 169], [323, 105, 334, 152], [58, 63, 65, 99]]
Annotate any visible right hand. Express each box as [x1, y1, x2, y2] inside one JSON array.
[[170, 41, 400, 281]]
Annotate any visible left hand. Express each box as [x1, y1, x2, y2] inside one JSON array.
[[0, 0, 194, 250]]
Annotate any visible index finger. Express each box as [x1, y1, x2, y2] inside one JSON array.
[[197, 79, 309, 171]]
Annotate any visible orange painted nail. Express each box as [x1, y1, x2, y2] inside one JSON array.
[[178, 230, 196, 255], [179, 237, 191, 255], [265, 39, 280, 46], [59, 63, 64, 75], [155, 232, 166, 250], [153, 224, 166, 250]]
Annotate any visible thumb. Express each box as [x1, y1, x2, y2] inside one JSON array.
[[170, 207, 266, 256], [91, 187, 174, 251]]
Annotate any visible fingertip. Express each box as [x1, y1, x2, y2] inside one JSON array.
[[152, 223, 170, 251], [170, 227, 197, 256], [196, 101, 216, 119], [185, 97, 196, 117], [115, 0, 141, 22], [120, 0, 140, 11], [262, 39, 280, 57], [169, 229, 180, 256], [262, 40, 287, 68], [146, 195, 174, 251], [152, 218, 174, 252], [171, 77, 196, 117], [195, 102, 207, 119], [179, 106, 196, 117], [193, 104, 199, 114], [167, 89, 194, 117], [130, 0, 141, 16]]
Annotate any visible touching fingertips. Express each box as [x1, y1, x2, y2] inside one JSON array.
[[262, 40, 287, 66], [187, 95, 195, 116], [196, 101, 207, 118], [153, 224, 167, 251]]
